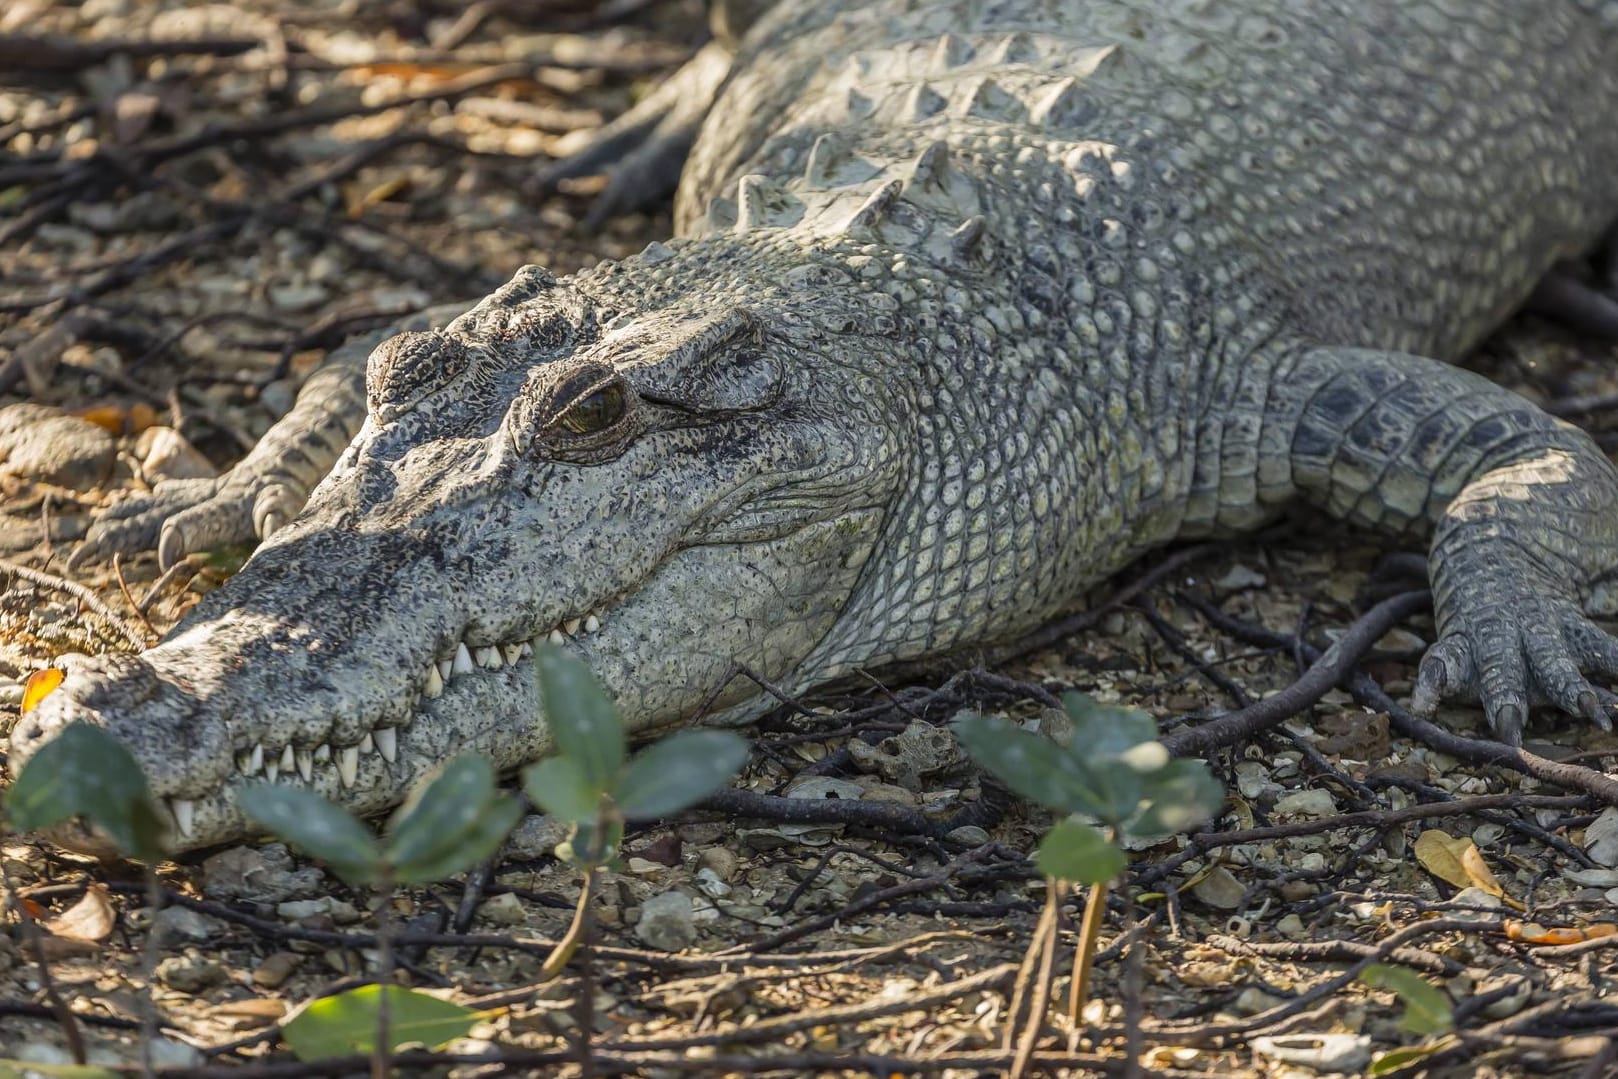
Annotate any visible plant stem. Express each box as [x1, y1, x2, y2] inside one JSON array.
[[539, 862, 599, 981], [140, 868, 165, 1078], [1, 859, 87, 1063], [1009, 877, 1061, 1079], [1067, 876, 1111, 1027], [373, 874, 396, 1079], [575, 866, 599, 1079]]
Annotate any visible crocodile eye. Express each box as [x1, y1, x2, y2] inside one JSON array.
[[558, 383, 626, 434]]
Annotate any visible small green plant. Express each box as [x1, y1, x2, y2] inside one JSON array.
[[4, 720, 171, 1072], [521, 645, 748, 957], [954, 693, 1224, 1054], [1360, 963, 1458, 1074], [238, 755, 516, 1073]]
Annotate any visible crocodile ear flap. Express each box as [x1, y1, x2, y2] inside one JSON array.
[[624, 307, 784, 414], [366, 331, 468, 423]]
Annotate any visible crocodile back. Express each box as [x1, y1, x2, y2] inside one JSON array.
[[679, 0, 1618, 361]]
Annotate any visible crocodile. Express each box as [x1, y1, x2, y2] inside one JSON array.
[[12, 0, 1618, 852]]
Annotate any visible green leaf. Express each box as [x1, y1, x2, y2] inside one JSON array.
[[0, 1063, 122, 1079], [522, 756, 607, 824], [394, 795, 523, 885], [1369, 1040, 1456, 1074], [6, 722, 168, 861], [558, 818, 623, 868], [1361, 964, 1455, 1036], [613, 731, 749, 820], [535, 646, 624, 788], [953, 714, 1110, 816], [1127, 759, 1226, 839], [1062, 693, 1160, 758], [383, 755, 501, 879], [283, 985, 481, 1061], [1035, 819, 1126, 885], [237, 784, 381, 885]]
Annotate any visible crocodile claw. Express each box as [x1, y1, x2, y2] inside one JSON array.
[[1411, 590, 1618, 745]]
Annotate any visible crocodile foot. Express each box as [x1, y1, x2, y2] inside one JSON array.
[[533, 39, 732, 230], [1412, 576, 1618, 746]]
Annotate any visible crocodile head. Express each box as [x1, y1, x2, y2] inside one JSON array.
[[10, 243, 912, 852]]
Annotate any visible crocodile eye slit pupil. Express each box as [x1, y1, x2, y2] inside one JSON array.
[[559, 383, 626, 435]]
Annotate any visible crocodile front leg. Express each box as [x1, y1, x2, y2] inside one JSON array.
[[1252, 345, 1618, 744], [72, 303, 474, 571]]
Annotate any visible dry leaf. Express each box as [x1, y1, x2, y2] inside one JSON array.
[[1504, 920, 1618, 946], [1413, 829, 1472, 890], [43, 884, 117, 942]]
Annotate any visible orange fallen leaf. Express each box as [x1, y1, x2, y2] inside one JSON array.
[[74, 402, 156, 436], [1504, 920, 1618, 946], [21, 667, 63, 714]]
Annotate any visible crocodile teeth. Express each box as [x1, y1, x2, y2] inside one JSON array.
[[584, 614, 601, 634], [453, 642, 475, 675], [338, 746, 359, 788], [249, 743, 264, 775], [170, 798, 195, 838], [437, 657, 453, 682], [501, 642, 522, 664], [280, 744, 296, 773], [296, 747, 314, 783], [475, 645, 502, 670], [236, 749, 255, 775], [375, 726, 398, 763], [548, 628, 565, 645], [518, 640, 533, 658], [424, 664, 444, 698], [360, 731, 375, 754], [265, 760, 280, 782], [564, 618, 581, 636], [314, 743, 332, 763]]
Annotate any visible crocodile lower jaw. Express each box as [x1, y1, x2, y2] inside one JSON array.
[[165, 607, 612, 842]]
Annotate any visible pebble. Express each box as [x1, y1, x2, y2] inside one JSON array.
[[697, 846, 739, 882], [504, 814, 571, 859], [946, 825, 990, 846], [252, 951, 302, 989], [1272, 789, 1338, 818], [153, 906, 218, 944], [478, 892, 527, 926], [635, 891, 697, 952], [155, 954, 228, 993], [203, 844, 326, 902], [136, 426, 216, 480], [0, 403, 114, 488]]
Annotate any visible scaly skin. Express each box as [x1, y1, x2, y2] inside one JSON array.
[[13, 0, 1618, 851]]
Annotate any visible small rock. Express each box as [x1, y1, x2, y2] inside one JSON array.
[[1250, 1032, 1371, 1074], [148, 1038, 205, 1069], [268, 283, 330, 312], [155, 954, 228, 993], [786, 776, 865, 800], [504, 814, 571, 859], [478, 893, 527, 926], [1273, 788, 1339, 818], [1191, 866, 1246, 911], [1584, 807, 1618, 867], [252, 951, 301, 989], [698, 846, 739, 882], [695, 868, 731, 898], [202, 843, 325, 902], [0, 403, 114, 488], [1212, 564, 1267, 593], [635, 891, 697, 952], [153, 906, 218, 944], [848, 719, 963, 789], [276, 898, 334, 921], [15, 1044, 75, 1065], [136, 425, 217, 480], [1036, 706, 1073, 747], [945, 825, 990, 846], [1564, 867, 1618, 887]]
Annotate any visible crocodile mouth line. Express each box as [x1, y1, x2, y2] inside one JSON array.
[[163, 604, 613, 840]]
